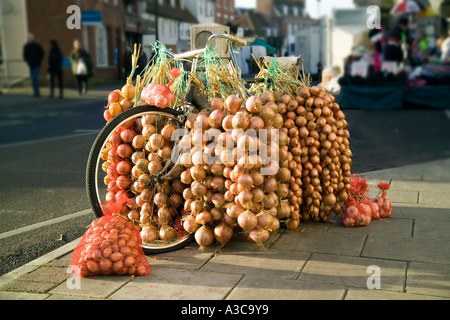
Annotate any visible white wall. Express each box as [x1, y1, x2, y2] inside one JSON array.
[[0, 0, 29, 86]]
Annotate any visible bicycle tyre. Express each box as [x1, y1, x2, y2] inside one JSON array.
[[86, 105, 195, 254]]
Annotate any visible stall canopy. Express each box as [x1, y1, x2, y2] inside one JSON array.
[[250, 38, 276, 54]]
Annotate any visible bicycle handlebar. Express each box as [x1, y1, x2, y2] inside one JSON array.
[[163, 33, 247, 61]]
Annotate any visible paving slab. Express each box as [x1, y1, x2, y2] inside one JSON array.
[[226, 275, 346, 300], [345, 287, 448, 300], [0, 291, 49, 300], [362, 234, 450, 264], [407, 262, 450, 298], [201, 249, 310, 280], [389, 180, 450, 208], [0, 280, 59, 294], [49, 274, 133, 299], [392, 206, 450, 221], [109, 267, 242, 300], [272, 228, 367, 257], [413, 220, 450, 240], [146, 243, 215, 270], [298, 253, 407, 292]]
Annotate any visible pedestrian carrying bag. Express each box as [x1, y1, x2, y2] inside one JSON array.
[[77, 58, 88, 75]]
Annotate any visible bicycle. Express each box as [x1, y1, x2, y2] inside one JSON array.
[[86, 33, 251, 254]]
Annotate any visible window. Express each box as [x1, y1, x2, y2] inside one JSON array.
[[96, 25, 108, 67]]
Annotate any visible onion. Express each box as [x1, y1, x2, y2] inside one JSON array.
[[237, 210, 257, 231], [237, 173, 253, 190], [210, 97, 224, 111], [225, 95, 243, 113], [190, 166, 207, 181], [248, 116, 265, 130], [208, 109, 225, 129], [246, 96, 263, 113], [232, 112, 250, 130], [227, 203, 245, 218], [196, 211, 212, 225], [159, 226, 176, 241], [149, 134, 165, 151], [141, 226, 158, 243], [214, 223, 233, 245], [195, 225, 214, 248], [277, 167, 291, 182], [121, 83, 135, 100], [251, 188, 265, 203], [190, 199, 204, 215], [210, 207, 223, 220], [161, 124, 176, 141], [263, 177, 277, 193], [120, 128, 137, 144], [191, 182, 207, 198], [286, 219, 300, 231], [258, 105, 275, 122], [248, 227, 270, 243], [256, 212, 274, 230], [132, 135, 146, 149], [251, 171, 264, 186], [260, 91, 275, 104], [237, 190, 253, 207], [222, 115, 234, 130]]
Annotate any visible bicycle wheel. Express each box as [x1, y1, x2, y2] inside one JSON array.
[[86, 105, 194, 254]]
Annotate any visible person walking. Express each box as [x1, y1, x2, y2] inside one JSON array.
[[69, 39, 93, 95], [23, 33, 44, 97], [48, 40, 64, 98]]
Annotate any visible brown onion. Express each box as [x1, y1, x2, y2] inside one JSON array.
[[237, 210, 257, 231], [195, 225, 214, 248], [208, 109, 225, 129], [246, 96, 263, 113], [225, 95, 243, 113], [256, 212, 274, 230], [214, 223, 233, 245]]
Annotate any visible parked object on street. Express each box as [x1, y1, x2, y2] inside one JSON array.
[[23, 33, 44, 97]]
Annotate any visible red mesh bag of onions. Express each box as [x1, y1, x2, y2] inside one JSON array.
[[371, 182, 393, 219], [71, 215, 151, 277], [341, 198, 372, 227]]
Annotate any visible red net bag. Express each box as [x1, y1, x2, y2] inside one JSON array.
[[140, 83, 175, 109], [342, 198, 372, 227], [371, 182, 393, 219], [71, 215, 151, 277]]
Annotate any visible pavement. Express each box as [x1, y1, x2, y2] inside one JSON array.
[[0, 156, 449, 301], [0, 81, 120, 110]]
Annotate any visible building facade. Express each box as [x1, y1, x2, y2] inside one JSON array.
[[214, 0, 237, 25]]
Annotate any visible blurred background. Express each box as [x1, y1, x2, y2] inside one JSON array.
[[1, 0, 449, 106]]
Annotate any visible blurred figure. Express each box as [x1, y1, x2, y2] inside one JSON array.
[[369, 27, 384, 73], [122, 46, 132, 81], [23, 33, 45, 97], [384, 17, 409, 64], [440, 29, 450, 63], [134, 50, 148, 80], [69, 39, 93, 95], [319, 65, 341, 95], [48, 40, 64, 98]]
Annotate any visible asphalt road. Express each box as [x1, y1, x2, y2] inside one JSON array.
[[0, 97, 107, 276], [0, 96, 449, 276]]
